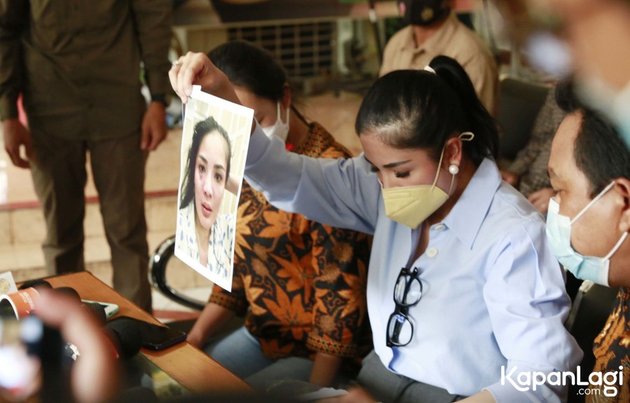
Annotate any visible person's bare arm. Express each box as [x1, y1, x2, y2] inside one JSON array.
[[130, 0, 171, 151], [169, 52, 256, 134], [186, 302, 235, 348], [309, 352, 343, 387], [169, 52, 240, 106], [317, 386, 376, 403]]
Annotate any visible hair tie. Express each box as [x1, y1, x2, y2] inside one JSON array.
[[424, 65, 436, 74]]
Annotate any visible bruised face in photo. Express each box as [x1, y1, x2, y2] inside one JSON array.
[[194, 131, 229, 231]]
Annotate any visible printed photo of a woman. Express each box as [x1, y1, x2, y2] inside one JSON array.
[[177, 116, 236, 278]]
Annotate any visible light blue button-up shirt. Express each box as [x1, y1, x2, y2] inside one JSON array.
[[245, 127, 582, 402]]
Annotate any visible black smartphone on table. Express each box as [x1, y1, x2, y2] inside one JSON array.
[[108, 316, 187, 351]]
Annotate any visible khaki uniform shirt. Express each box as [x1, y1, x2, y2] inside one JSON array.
[[380, 14, 497, 113], [0, 0, 172, 140]]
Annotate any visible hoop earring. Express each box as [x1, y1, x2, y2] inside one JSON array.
[[448, 164, 459, 175]]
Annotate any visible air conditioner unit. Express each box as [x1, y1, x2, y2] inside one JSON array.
[[173, 2, 382, 93], [228, 22, 336, 84]]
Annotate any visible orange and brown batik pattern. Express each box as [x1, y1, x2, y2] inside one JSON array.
[[587, 287, 630, 403], [210, 123, 372, 361]]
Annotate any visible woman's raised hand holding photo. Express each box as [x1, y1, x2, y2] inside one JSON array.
[[169, 52, 241, 106], [169, 52, 256, 134]]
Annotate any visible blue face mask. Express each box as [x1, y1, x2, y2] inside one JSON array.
[[546, 182, 628, 286]]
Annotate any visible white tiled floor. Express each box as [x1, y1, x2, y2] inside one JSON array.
[[0, 90, 366, 313], [0, 90, 363, 206]]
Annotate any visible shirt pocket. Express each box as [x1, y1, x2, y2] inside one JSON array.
[[30, 0, 122, 32], [81, 0, 122, 32], [29, 0, 69, 29]]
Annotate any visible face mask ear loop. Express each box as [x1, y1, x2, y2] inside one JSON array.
[[571, 181, 616, 224], [440, 132, 474, 195], [276, 101, 290, 127], [604, 231, 629, 260], [286, 104, 291, 127], [276, 102, 283, 125], [431, 145, 447, 190], [446, 173, 456, 196]]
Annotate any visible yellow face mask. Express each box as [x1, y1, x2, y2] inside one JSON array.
[[381, 132, 473, 228], [382, 181, 450, 228]]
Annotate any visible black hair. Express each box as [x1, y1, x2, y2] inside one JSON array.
[[208, 40, 286, 103], [179, 117, 232, 209], [399, 0, 451, 26], [355, 55, 498, 165], [208, 40, 311, 125], [555, 81, 630, 197]]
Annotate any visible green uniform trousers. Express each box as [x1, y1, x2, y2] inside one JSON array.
[[30, 132, 152, 311]]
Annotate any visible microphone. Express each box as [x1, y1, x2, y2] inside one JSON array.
[[105, 319, 142, 360], [14, 283, 140, 359], [12, 283, 102, 323], [84, 303, 107, 325], [37, 287, 139, 360], [17, 282, 106, 322], [18, 279, 52, 290], [46, 286, 108, 325], [63, 315, 142, 362], [2, 281, 54, 319]]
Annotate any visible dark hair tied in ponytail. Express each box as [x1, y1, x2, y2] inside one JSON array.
[[356, 55, 498, 166], [428, 55, 498, 163]]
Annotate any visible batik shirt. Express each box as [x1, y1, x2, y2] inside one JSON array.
[[587, 288, 630, 403], [210, 123, 372, 360]]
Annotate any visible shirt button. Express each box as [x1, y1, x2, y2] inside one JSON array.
[[426, 248, 438, 258], [434, 224, 446, 231]]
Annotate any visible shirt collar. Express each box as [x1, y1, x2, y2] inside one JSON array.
[[442, 158, 501, 249]]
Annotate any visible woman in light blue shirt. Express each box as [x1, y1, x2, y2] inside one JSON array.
[[170, 54, 582, 403]]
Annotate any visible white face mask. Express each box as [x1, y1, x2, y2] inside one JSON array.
[[546, 181, 628, 286], [261, 102, 290, 143]]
